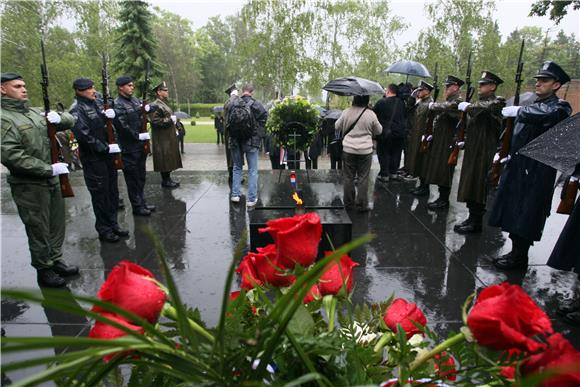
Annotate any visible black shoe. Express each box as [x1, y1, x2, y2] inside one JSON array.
[[133, 207, 152, 217], [493, 251, 528, 270], [389, 174, 403, 182], [112, 228, 130, 237], [53, 261, 80, 276], [454, 222, 482, 234], [411, 186, 429, 196], [427, 198, 449, 210], [99, 232, 120, 243], [563, 310, 580, 326], [377, 175, 389, 183], [37, 269, 66, 287], [145, 204, 156, 212], [161, 180, 179, 188], [557, 297, 580, 316]]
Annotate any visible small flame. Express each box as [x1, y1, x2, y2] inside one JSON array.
[[292, 192, 303, 206]]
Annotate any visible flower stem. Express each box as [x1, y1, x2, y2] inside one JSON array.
[[322, 295, 338, 332], [373, 332, 393, 353], [163, 305, 215, 343], [409, 332, 465, 371]]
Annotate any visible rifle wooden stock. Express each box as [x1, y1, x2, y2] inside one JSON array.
[[490, 117, 515, 186], [557, 177, 579, 215], [419, 112, 434, 153], [105, 113, 124, 170], [47, 118, 74, 197], [447, 113, 464, 166], [141, 103, 151, 155]]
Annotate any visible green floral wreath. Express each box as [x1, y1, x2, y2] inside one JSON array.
[[265, 96, 320, 150]]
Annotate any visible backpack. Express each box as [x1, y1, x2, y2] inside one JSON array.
[[227, 97, 256, 140]]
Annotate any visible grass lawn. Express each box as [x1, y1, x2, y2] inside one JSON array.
[[181, 117, 220, 143]]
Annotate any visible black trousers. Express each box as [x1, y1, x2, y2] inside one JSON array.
[[82, 157, 119, 236], [377, 137, 405, 176], [122, 150, 147, 211]]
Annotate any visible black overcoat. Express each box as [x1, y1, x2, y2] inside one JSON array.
[[547, 195, 580, 273]]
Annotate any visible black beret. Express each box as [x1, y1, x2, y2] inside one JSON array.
[[225, 83, 237, 95], [1, 72, 23, 83], [73, 78, 94, 90], [478, 71, 504, 85], [444, 75, 464, 87], [534, 61, 571, 84], [153, 81, 168, 92], [417, 80, 434, 92], [115, 75, 133, 86]]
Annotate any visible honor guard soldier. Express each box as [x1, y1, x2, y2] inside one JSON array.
[[489, 61, 572, 270], [70, 78, 128, 243], [1, 72, 79, 287], [454, 71, 505, 234], [408, 81, 434, 196], [148, 81, 182, 188], [423, 75, 464, 209], [112, 75, 155, 216]]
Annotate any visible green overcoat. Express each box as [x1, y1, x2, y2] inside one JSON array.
[[148, 98, 182, 173], [406, 96, 433, 177]]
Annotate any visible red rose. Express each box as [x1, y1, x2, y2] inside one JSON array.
[[434, 352, 457, 381], [89, 312, 145, 362], [303, 284, 321, 304], [467, 283, 553, 353], [229, 290, 257, 315], [235, 255, 262, 290], [93, 261, 167, 324], [253, 244, 296, 287], [500, 366, 516, 379], [383, 298, 427, 339], [259, 212, 322, 268], [318, 253, 359, 295], [521, 333, 580, 386]]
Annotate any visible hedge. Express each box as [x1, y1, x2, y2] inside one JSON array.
[[176, 103, 223, 117]]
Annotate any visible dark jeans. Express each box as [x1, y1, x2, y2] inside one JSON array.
[[342, 152, 372, 209], [377, 137, 405, 176]]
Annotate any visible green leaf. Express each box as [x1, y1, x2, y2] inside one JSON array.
[[287, 304, 316, 336]]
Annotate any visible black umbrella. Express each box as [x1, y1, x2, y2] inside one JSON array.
[[506, 91, 537, 107], [173, 111, 191, 119], [321, 109, 343, 121], [519, 113, 580, 175], [386, 60, 432, 81], [212, 106, 224, 113], [323, 76, 384, 96]]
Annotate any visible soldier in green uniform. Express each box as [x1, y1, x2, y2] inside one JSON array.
[[408, 81, 434, 196], [454, 71, 505, 234], [148, 81, 182, 188], [1, 72, 79, 287], [422, 75, 463, 209]]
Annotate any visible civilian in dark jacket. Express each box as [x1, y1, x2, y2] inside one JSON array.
[[373, 84, 407, 182], [489, 61, 572, 270]]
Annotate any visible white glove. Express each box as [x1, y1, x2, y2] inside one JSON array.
[[458, 102, 471, 112], [426, 134, 433, 142], [108, 143, 121, 154], [457, 141, 465, 149], [46, 111, 61, 124], [231, 90, 239, 96], [502, 106, 521, 118], [139, 132, 150, 141], [104, 108, 116, 119], [176, 131, 179, 136], [428, 102, 435, 109], [51, 162, 69, 176], [500, 154, 511, 164], [144, 104, 151, 112], [171, 115, 177, 124]]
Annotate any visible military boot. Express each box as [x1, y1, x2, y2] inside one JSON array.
[[557, 297, 580, 316], [455, 214, 483, 234], [53, 261, 80, 276], [453, 216, 473, 232], [37, 268, 66, 288], [493, 250, 528, 270], [563, 310, 580, 326], [411, 185, 429, 196], [427, 198, 449, 210]]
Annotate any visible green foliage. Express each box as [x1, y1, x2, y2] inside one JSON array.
[[265, 96, 320, 149], [195, 111, 200, 119], [529, 0, 580, 24], [178, 103, 222, 116]]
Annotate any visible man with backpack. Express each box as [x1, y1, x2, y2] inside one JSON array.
[[227, 84, 267, 207]]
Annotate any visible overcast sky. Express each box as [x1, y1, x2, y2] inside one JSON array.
[[150, 0, 579, 44]]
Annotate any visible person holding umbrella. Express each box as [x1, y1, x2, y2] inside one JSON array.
[[489, 61, 572, 270]]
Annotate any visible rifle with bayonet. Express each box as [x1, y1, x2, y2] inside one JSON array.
[[40, 38, 74, 198], [490, 39, 525, 186], [140, 60, 152, 155], [419, 62, 439, 153], [101, 55, 124, 170], [557, 171, 579, 215], [448, 51, 475, 166]]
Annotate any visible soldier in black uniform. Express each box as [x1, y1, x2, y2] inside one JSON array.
[[70, 78, 128, 243], [489, 61, 572, 270], [112, 76, 155, 217]]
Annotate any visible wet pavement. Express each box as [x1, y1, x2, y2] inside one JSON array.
[[1, 147, 579, 384]]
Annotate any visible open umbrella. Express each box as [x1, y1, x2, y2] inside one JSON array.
[[173, 111, 191, 119], [506, 91, 537, 107], [386, 60, 432, 81], [519, 113, 580, 175], [321, 109, 343, 121], [212, 106, 224, 113], [323, 76, 384, 96]]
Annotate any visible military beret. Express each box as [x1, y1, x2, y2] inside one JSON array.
[[153, 81, 168, 92], [116, 75, 133, 86], [417, 80, 434, 92], [1, 72, 23, 83], [224, 83, 237, 95], [73, 78, 94, 90], [534, 61, 571, 84], [478, 71, 504, 85], [444, 75, 464, 87]]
